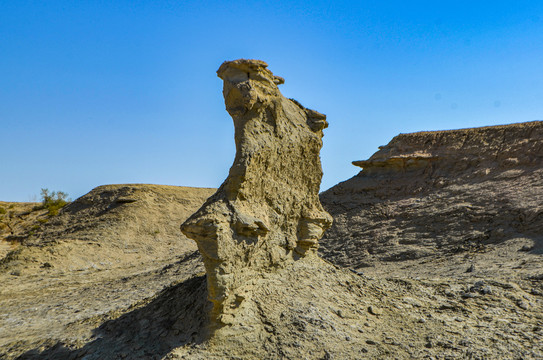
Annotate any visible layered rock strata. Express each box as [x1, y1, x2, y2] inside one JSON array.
[[320, 121, 543, 269], [181, 59, 332, 325]]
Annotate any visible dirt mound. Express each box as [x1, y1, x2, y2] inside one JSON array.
[[0, 184, 216, 359], [320, 121, 543, 279], [1, 184, 215, 274]]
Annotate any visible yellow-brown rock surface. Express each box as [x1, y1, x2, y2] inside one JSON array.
[[181, 59, 332, 325]]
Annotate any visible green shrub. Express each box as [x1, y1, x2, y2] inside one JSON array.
[[40, 188, 70, 216]]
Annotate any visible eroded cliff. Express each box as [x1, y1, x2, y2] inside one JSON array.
[[320, 121, 543, 272]]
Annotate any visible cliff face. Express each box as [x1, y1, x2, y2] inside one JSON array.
[[320, 121, 543, 270]]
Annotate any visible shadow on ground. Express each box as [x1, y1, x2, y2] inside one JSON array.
[[530, 236, 543, 255], [17, 275, 210, 360]]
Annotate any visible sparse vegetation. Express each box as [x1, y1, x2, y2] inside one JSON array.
[[38, 188, 70, 216], [0, 189, 70, 240]]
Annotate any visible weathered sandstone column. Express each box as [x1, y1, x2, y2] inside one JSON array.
[[181, 59, 332, 325]]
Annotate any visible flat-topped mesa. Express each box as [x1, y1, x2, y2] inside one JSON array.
[[181, 59, 332, 325], [352, 121, 543, 174]]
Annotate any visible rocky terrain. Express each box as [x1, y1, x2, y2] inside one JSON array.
[[320, 121, 543, 280], [0, 184, 214, 359], [1, 184, 215, 274], [2, 187, 541, 359], [0, 201, 46, 260], [0, 61, 542, 359]]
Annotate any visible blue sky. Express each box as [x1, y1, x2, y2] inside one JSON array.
[[1, 1, 542, 201]]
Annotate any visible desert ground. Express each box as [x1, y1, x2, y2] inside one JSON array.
[[1, 121, 542, 360]]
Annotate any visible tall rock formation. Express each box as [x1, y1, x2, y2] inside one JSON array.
[[320, 121, 543, 270], [181, 59, 332, 325]]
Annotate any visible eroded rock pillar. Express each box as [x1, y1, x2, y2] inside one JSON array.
[[181, 59, 332, 325]]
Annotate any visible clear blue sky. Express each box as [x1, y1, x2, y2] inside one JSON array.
[[1, 1, 542, 201]]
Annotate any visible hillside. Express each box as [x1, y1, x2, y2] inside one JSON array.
[[0, 201, 45, 260], [1, 184, 215, 273], [0, 184, 215, 359], [320, 121, 543, 282]]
